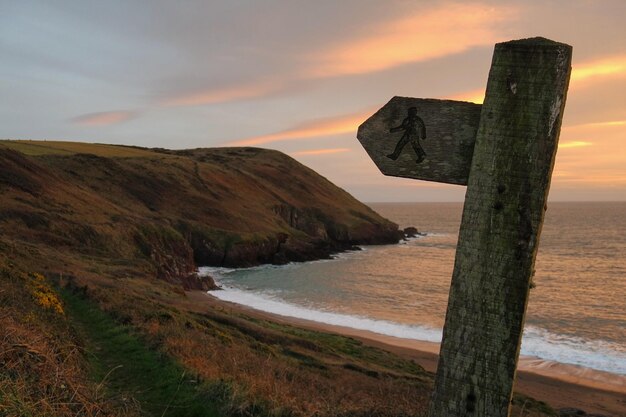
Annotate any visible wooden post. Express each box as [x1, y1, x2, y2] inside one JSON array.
[[428, 38, 572, 417], [356, 37, 572, 417]]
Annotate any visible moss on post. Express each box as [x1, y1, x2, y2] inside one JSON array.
[[428, 38, 572, 417]]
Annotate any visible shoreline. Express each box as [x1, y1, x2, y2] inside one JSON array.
[[185, 291, 626, 417]]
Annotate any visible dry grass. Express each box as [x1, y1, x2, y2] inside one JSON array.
[[0, 261, 140, 417], [0, 142, 559, 416], [0, 140, 166, 158], [0, 253, 556, 417], [77, 276, 432, 417], [70, 276, 554, 417], [161, 323, 431, 416], [0, 142, 397, 276]]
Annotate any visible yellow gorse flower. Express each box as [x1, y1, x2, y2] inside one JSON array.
[[27, 272, 64, 315]]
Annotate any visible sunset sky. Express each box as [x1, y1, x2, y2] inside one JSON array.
[[2, 1, 625, 202]]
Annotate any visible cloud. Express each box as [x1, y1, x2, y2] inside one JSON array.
[[571, 55, 626, 83], [291, 148, 350, 156], [228, 110, 372, 146], [70, 111, 137, 126], [161, 81, 280, 106], [157, 3, 515, 108], [305, 3, 515, 78], [553, 173, 626, 185], [558, 141, 592, 149], [445, 88, 485, 104], [553, 117, 626, 190], [564, 120, 625, 129]]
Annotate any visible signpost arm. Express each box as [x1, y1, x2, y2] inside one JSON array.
[[428, 38, 572, 417]]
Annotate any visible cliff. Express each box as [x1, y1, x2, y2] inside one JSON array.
[[0, 140, 399, 289]]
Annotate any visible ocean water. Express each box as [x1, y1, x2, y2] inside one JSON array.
[[200, 202, 626, 376]]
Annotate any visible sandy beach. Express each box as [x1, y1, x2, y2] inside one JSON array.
[[186, 291, 626, 417]]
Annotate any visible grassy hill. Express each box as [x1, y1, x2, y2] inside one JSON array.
[[0, 140, 556, 417], [0, 140, 399, 289]]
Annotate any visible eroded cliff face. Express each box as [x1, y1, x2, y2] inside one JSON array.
[[0, 143, 400, 289]]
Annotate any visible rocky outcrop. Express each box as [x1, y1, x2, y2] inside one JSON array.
[[179, 273, 219, 291], [133, 225, 196, 284], [273, 204, 398, 245], [403, 226, 425, 238]]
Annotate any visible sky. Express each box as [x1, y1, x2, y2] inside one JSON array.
[[1, 0, 625, 202]]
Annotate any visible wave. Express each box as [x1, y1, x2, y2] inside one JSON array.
[[199, 267, 626, 376], [202, 269, 442, 343], [521, 326, 626, 375]]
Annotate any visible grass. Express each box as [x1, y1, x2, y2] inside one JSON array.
[[0, 258, 559, 417], [0, 142, 563, 416], [0, 139, 166, 157], [256, 318, 427, 377], [1, 139, 399, 273], [0, 263, 120, 417], [61, 288, 221, 417]]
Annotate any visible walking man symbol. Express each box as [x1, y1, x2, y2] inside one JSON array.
[[387, 107, 427, 163]]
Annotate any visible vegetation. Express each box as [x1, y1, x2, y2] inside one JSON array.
[[0, 141, 558, 416], [0, 261, 136, 416], [0, 140, 399, 277], [64, 274, 434, 416], [61, 288, 220, 417], [0, 140, 164, 157]]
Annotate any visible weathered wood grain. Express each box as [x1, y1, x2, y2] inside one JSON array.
[[428, 37, 572, 417], [357, 97, 481, 185]]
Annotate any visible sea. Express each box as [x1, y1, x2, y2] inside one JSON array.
[[199, 202, 626, 380]]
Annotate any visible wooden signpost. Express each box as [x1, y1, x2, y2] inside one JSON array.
[[357, 38, 572, 417]]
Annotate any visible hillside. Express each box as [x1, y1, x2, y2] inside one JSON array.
[[0, 140, 561, 417], [0, 140, 399, 290]]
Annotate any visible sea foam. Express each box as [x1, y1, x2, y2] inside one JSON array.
[[201, 266, 442, 343], [199, 266, 626, 376]]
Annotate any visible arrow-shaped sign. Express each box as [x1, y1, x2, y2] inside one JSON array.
[[358, 97, 481, 185]]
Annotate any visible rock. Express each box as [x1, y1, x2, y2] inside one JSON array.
[[179, 273, 220, 291], [403, 226, 420, 238]]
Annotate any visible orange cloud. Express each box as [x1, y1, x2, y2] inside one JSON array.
[[553, 173, 626, 185], [71, 111, 136, 126], [553, 118, 626, 189], [162, 81, 279, 106], [445, 88, 485, 104], [291, 148, 350, 156], [571, 55, 626, 83], [558, 141, 592, 149], [306, 3, 515, 77], [161, 4, 514, 108], [564, 120, 626, 129], [229, 111, 372, 146]]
